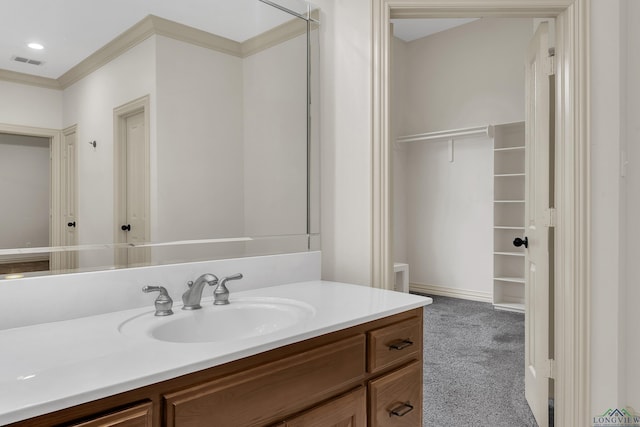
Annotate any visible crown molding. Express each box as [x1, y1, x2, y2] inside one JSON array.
[[242, 14, 309, 57], [1, 14, 311, 90], [150, 15, 242, 58], [0, 69, 60, 90]]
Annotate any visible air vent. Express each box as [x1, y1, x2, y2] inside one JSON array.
[[12, 56, 44, 66]]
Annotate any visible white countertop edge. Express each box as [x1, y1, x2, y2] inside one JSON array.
[[1, 281, 432, 425]]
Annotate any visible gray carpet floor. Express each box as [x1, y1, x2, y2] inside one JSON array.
[[419, 294, 538, 427]]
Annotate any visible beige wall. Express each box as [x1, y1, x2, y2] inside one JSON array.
[[0, 81, 62, 130], [314, 0, 373, 286], [401, 18, 531, 135]]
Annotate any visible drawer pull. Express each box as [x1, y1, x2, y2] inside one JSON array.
[[388, 339, 414, 350], [389, 402, 414, 417]]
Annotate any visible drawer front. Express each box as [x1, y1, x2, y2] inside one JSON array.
[[71, 402, 153, 427], [368, 361, 422, 427], [367, 317, 422, 373], [164, 334, 366, 427]]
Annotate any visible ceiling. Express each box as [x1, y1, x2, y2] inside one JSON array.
[[1, 0, 307, 79], [391, 18, 479, 42]]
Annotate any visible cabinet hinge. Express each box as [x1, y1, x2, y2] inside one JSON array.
[[544, 208, 556, 227], [546, 359, 556, 379]]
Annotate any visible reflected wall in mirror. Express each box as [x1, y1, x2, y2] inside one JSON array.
[[0, 0, 320, 278]]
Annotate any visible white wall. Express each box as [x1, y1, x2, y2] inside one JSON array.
[[392, 18, 530, 295], [624, 0, 640, 411], [0, 134, 49, 250], [391, 36, 409, 264], [155, 36, 244, 249], [243, 33, 307, 238], [63, 36, 157, 268], [314, 0, 372, 286], [402, 18, 531, 135], [0, 81, 62, 130], [407, 137, 494, 294]]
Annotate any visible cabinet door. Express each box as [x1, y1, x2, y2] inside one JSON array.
[[368, 361, 422, 427], [164, 335, 366, 427], [284, 387, 366, 427], [71, 402, 152, 427]]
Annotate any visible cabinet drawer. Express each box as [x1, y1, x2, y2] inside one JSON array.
[[70, 402, 153, 427], [164, 334, 366, 427], [368, 361, 422, 427], [367, 317, 422, 373]]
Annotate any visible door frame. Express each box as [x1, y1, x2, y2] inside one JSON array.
[[113, 95, 151, 267], [371, 0, 590, 425]]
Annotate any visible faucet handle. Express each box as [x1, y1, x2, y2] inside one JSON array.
[[222, 273, 243, 283], [143, 285, 174, 316], [214, 273, 244, 305]]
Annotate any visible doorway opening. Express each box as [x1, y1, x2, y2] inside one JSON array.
[[373, 1, 590, 425], [390, 17, 555, 425], [0, 123, 75, 275]]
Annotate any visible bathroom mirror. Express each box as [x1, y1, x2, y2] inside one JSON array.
[[0, 0, 320, 278]]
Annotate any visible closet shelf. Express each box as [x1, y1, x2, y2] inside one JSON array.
[[494, 226, 525, 230], [396, 125, 494, 144], [494, 200, 525, 203]]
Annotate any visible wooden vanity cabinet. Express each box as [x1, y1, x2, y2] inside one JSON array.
[[8, 308, 423, 427]]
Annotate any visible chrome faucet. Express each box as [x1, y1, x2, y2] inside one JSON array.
[[182, 273, 218, 310], [213, 273, 243, 305]]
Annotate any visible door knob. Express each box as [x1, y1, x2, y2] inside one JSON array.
[[513, 236, 528, 248], [121, 224, 131, 231], [67, 221, 76, 228]]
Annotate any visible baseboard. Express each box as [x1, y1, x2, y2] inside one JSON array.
[[409, 282, 493, 303]]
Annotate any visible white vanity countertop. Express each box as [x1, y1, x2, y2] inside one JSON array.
[[0, 280, 431, 425]]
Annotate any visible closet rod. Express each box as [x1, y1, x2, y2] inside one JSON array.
[[396, 124, 494, 143]]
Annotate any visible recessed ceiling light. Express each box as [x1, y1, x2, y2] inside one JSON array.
[[27, 42, 44, 50]]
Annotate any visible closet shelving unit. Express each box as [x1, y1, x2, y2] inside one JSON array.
[[493, 122, 526, 312]]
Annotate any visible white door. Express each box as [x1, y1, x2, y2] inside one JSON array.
[[61, 126, 78, 270], [123, 110, 149, 266], [524, 21, 553, 427]]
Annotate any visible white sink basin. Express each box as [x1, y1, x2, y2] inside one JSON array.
[[119, 297, 315, 343]]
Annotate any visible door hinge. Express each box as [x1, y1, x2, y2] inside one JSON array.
[[544, 208, 556, 227], [546, 55, 555, 76], [546, 359, 556, 379]]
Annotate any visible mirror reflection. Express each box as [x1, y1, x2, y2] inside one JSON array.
[[0, 0, 319, 278]]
